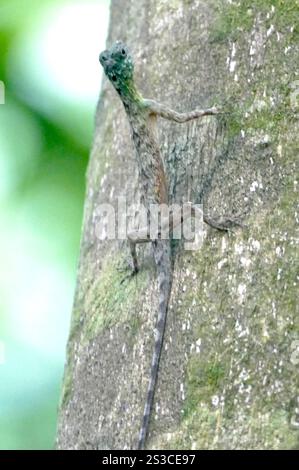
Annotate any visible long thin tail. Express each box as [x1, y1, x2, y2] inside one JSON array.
[[137, 240, 172, 450]]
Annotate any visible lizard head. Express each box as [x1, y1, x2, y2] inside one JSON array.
[[99, 41, 134, 93]]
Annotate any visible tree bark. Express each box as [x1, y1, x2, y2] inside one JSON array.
[[57, 0, 299, 450]]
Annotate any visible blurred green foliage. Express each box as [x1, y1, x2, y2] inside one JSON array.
[[0, 0, 109, 449]]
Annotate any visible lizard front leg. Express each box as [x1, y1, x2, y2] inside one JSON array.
[[143, 99, 220, 123]]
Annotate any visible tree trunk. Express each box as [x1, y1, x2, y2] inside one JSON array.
[[56, 0, 299, 450]]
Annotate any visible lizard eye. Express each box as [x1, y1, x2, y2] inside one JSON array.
[[111, 75, 117, 81], [121, 49, 126, 56]]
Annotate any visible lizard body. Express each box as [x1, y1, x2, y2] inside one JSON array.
[[99, 41, 239, 449]]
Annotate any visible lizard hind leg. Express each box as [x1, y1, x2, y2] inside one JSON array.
[[189, 204, 245, 232], [127, 225, 152, 272], [129, 239, 139, 274], [117, 240, 138, 284], [119, 226, 152, 284]]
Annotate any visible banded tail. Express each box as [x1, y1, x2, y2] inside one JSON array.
[[137, 239, 172, 450]]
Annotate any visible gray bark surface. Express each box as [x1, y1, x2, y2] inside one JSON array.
[[57, 0, 299, 450]]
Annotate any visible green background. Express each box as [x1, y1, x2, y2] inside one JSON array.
[[0, 0, 110, 449]]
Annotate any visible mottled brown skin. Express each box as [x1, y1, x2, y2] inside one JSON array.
[[127, 103, 168, 207], [99, 41, 240, 450]]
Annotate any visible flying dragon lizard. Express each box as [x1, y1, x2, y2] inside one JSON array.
[[99, 41, 240, 450]]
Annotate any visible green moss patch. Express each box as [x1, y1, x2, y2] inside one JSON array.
[[211, 0, 299, 44]]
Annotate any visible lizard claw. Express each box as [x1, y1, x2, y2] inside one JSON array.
[[120, 268, 138, 285], [117, 258, 139, 284]]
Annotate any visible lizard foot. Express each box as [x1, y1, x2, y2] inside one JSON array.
[[120, 268, 139, 285], [117, 258, 139, 284]]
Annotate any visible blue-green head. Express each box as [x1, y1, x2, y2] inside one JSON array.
[[99, 41, 135, 96]]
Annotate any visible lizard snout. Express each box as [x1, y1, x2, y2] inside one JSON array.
[[99, 51, 110, 64], [99, 52, 115, 71]]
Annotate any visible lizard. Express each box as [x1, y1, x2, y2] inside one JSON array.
[[99, 40, 241, 450]]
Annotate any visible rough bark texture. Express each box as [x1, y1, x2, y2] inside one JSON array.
[[56, 0, 299, 450]]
